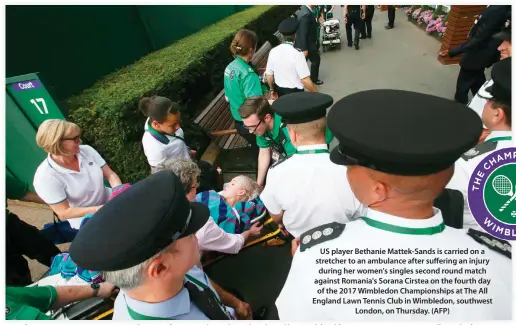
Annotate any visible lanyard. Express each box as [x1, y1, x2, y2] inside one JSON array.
[[125, 274, 229, 320], [361, 217, 445, 235], [485, 136, 512, 143], [296, 149, 329, 155], [146, 120, 185, 145]]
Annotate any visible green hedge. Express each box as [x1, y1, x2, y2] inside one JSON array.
[[66, 5, 298, 183]]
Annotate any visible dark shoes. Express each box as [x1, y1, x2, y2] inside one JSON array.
[[314, 80, 324, 85], [354, 43, 359, 50], [385, 25, 394, 30]]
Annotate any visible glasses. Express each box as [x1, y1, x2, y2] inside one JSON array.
[[243, 119, 263, 133], [62, 135, 81, 143]]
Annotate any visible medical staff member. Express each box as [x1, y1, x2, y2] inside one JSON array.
[[275, 89, 512, 321], [140, 96, 193, 171], [260, 92, 360, 237], [70, 171, 253, 320], [265, 17, 318, 97], [468, 23, 511, 117], [33, 119, 122, 229], [238, 96, 333, 187], [224, 29, 263, 150], [6, 282, 117, 320], [447, 57, 512, 228]]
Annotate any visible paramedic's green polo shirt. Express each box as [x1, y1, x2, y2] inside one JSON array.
[[6, 286, 57, 320], [224, 56, 263, 121], [256, 113, 334, 156]]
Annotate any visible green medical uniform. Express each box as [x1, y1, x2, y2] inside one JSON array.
[[256, 113, 334, 163], [6, 286, 57, 320], [223, 56, 263, 121]]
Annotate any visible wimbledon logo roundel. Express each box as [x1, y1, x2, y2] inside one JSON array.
[[468, 147, 516, 241]]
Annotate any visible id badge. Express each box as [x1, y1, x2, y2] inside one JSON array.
[[272, 151, 280, 162]]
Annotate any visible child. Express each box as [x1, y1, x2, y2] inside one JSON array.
[[194, 176, 265, 234]]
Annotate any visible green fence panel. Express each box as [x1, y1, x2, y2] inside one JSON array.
[[6, 92, 47, 192]]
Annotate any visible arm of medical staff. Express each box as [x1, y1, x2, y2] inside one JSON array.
[[52, 282, 117, 310], [209, 279, 253, 320], [266, 74, 275, 93], [102, 165, 122, 188], [301, 77, 317, 92], [269, 210, 284, 226], [256, 147, 271, 187], [49, 200, 101, 221]]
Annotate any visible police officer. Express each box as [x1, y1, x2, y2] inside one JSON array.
[[275, 89, 512, 321], [260, 92, 359, 238], [69, 171, 253, 320], [265, 17, 318, 98], [294, 5, 323, 85], [238, 96, 334, 187], [343, 5, 366, 50], [360, 5, 375, 38], [440, 5, 511, 104], [468, 22, 511, 118], [447, 57, 512, 229], [224, 29, 263, 151]]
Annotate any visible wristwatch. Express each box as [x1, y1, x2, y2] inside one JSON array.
[[91, 283, 100, 297]]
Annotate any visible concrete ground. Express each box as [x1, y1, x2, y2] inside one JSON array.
[[12, 8, 478, 283]]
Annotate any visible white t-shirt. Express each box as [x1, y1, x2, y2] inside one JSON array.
[[142, 119, 190, 167], [276, 209, 512, 321], [33, 145, 112, 228], [265, 43, 310, 90], [260, 144, 361, 238], [446, 130, 513, 228]]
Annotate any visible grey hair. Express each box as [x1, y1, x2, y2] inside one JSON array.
[[101, 247, 168, 290], [153, 158, 201, 192], [234, 175, 261, 201]]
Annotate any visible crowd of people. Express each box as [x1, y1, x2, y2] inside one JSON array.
[[5, 4, 513, 321]]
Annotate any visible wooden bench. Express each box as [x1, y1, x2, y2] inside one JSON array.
[[195, 40, 273, 165]]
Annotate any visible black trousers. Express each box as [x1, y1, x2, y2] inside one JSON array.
[[6, 211, 61, 286], [387, 5, 395, 27], [361, 10, 375, 37], [454, 67, 486, 104], [276, 86, 303, 97], [345, 13, 363, 45], [306, 51, 321, 82]]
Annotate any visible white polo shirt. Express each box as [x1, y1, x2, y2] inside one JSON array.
[[142, 119, 190, 167], [265, 43, 310, 90], [260, 144, 362, 238], [446, 130, 513, 228], [33, 145, 112, 228], [276, 208, 512, 321]]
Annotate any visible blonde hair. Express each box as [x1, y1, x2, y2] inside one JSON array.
[[36, 119, 81, 156], [288, 117, 327, 141], [233, 175, 261, 201]]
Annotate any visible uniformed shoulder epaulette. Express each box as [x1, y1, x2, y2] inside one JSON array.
[[300, 222, 346, 252], [467, 228, 511, 259], [269, 155, 291, 169], [461, 141, 498, 161]]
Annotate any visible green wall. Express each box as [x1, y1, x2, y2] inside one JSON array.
[[6, 5, 252, 104]]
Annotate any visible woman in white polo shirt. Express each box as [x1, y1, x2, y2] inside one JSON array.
[[33, 119, 122, 229], [139, 96, 194, 171]]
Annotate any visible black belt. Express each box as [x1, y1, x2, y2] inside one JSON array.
[[276, 86, 304, 97]]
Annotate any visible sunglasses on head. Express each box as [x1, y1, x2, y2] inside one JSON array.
[[62, 135, 81, 142]]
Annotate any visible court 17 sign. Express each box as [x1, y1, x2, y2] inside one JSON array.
[[468, 147, 516, 240]]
